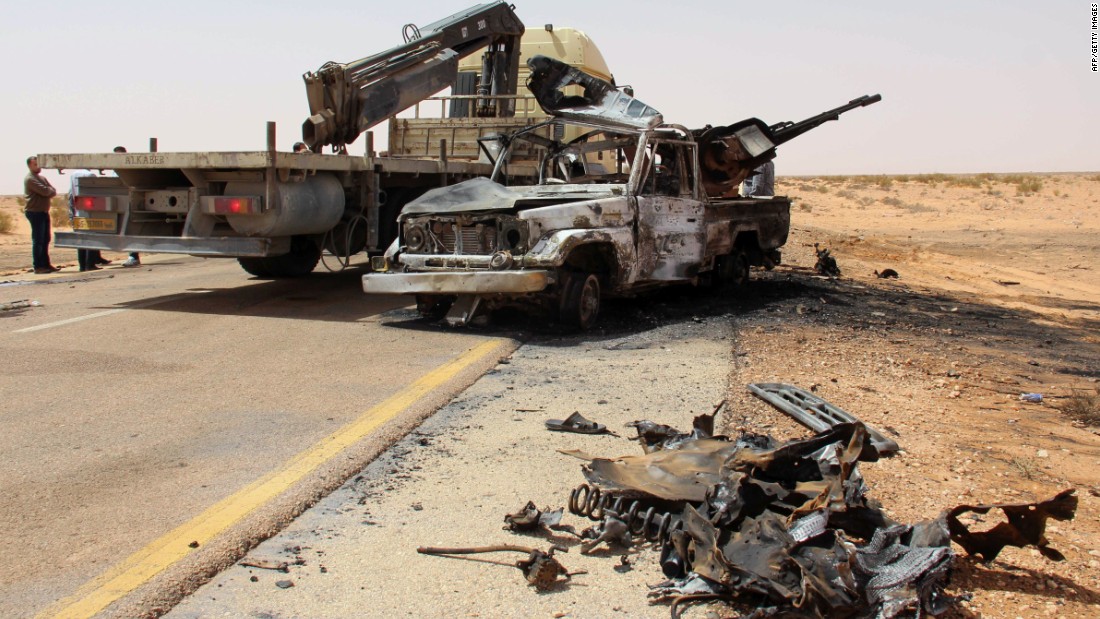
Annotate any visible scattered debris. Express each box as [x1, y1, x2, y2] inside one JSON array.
[[240, 559, 290, 573], [994, 280, 1021, 286], [545, 412, 610, 435], [747, 383, 899, 455], [187, 541, 200, 549], [614, 555, 633, 573], [1019, 392, 1044, 403], [503, 501, 577, 536], [946, 489, 1077, 561], [0, 299, 40, 311], [626, 404, 720, 453], [416, 544, 582, 590], [813, 243, 841, 277], [507, 410, 1076, 617], [274, 580, 295, 589], [875, 268, 899, 279]]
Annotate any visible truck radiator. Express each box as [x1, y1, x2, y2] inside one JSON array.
[[436, 224, 495, 255]]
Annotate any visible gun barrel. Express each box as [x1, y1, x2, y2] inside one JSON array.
[[769, 94, 882, 146]]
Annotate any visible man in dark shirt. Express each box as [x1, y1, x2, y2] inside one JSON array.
[[23, 156, 59, 274]]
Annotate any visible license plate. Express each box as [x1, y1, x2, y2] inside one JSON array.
[[73, 217, 116, 232]]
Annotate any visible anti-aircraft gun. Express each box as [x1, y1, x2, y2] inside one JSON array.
[[695, 94, 882, 197]]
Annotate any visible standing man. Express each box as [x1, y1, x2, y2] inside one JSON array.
[[111, 146, 141, 267], [741, 161, 775, 197], [24, 156, 59, 274]]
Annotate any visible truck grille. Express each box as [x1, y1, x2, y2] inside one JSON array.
[[404, 215, 525, 256], [438, 226, 489, 254]]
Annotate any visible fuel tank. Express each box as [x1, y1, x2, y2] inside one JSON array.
[[224, 174, 345, 237]]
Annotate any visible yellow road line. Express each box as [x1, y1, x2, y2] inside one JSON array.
[[41, 338, 508, 619]]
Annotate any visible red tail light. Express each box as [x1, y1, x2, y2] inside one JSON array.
[[202, 196, 261, 215], [76, 196, 112, 211]]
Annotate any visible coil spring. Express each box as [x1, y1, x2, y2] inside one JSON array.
[[568, 484, 679, 544]]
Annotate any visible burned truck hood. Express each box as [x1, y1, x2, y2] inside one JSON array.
[[400, 177, 620, 216], [526, 55, 662, 131]]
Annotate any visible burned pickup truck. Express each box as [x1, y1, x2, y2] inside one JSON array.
[[363, 56, 880, 329]]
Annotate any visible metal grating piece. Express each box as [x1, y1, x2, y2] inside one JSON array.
[[747, 383, 900, 455]]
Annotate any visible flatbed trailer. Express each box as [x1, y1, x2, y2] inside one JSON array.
[[41, 128, 538, 277]]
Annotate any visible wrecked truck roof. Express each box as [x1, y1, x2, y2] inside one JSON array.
[[526, 54, 662, 131]]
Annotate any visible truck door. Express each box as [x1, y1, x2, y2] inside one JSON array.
[[634, 140, 705, 282]]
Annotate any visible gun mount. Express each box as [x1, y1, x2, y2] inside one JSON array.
[[302, 1, 524, 151], [695, 94, 882, 197]]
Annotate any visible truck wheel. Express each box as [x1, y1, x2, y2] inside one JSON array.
[[559, 272, 601, 331], [715, 250, 749, 288], [416, 295, 455, 320], [238, 236, 322, 278], [237, 257, 273, 278]]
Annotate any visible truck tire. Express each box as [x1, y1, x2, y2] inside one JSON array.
[[559, 272, 601, 331], [715, 250, 749, 289], [238, 236, 322, 278]]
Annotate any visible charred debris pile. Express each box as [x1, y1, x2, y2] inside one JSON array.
[[419, 389, 1077, 618]]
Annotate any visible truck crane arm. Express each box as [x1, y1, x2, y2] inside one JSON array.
[[302, 1, 524, 152]]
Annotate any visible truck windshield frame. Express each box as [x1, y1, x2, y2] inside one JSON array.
[[491, 118, 643, 186]]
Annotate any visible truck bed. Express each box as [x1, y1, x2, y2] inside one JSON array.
[[703, 195, 791, 257]]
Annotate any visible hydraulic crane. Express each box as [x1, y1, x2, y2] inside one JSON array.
[[302, 1, 524, 152]]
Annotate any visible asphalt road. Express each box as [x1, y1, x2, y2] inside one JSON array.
[[0, 256, 514, 618]]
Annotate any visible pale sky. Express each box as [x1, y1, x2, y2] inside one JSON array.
[[2, 0, 1097, 194]]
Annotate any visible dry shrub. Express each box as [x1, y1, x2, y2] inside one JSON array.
[[947, 176, 986, 189], [1060, 389, 1100, 426], [0, 210, 14, 234], [881, 196, 905, 207], [1010, 457, 1041, 480], [1015, 178, 1043, 195], [50, 203, 70, 229], [836, 189, 857, 200], [903, 202, 936, 213], [17, 197, 26, 207], [851, 175, 894, 190], [913, 173, 949, 185]]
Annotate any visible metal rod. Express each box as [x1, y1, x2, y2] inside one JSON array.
[[265, 121, 277, 212], [439, 138, 448, 186]]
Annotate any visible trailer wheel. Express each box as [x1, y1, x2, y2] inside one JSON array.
[[238, 236, 322, 278], [559, 272, 601, 331]]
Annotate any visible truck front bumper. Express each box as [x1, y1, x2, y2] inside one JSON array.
[[362, 270, 552, 295]]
